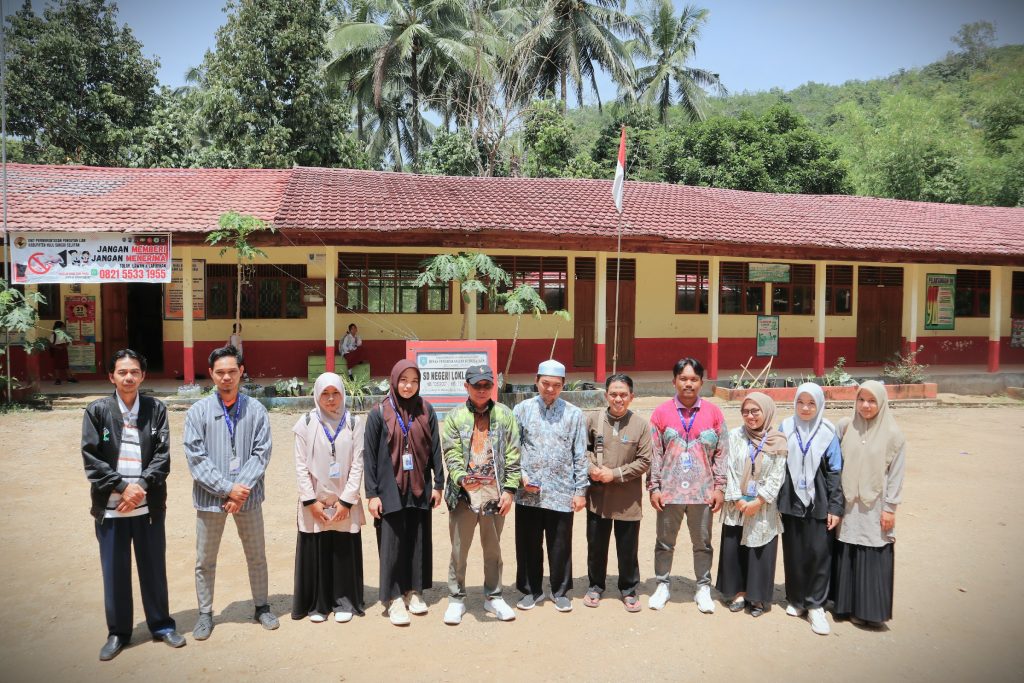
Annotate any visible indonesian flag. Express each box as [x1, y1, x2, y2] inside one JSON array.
[[612, 125, 626, 214]]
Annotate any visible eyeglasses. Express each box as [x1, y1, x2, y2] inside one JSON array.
[[740, 408, 762, 416]]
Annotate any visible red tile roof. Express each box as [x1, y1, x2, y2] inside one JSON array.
[[4, 163, 1023, 263], [3, 164, 288, 232]]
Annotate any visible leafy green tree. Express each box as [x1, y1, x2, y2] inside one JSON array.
[[524, 100, 578, 177], [197, 0, 356, 168], [422, 130, 480, 176], [414, 252, 511, 339], [205, 212, 276, 334], [4, 0, 158, 165], [632, 1, 724, 124]]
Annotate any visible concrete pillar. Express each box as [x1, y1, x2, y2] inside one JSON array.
[[595, 254, 607, 383], [182, 247, 195, 384], [325, 246, 336, 372], [708, 256, 720, 380], [988, 266, 1003, 373], [814, 261, 826, 376], [905, 264, 919, 356]]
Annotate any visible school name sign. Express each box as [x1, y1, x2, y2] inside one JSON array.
[[11, 232, 172, 284]]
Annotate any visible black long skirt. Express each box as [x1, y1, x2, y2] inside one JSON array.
[[832, 540, 894, 623], [715, 525, 778, 605], [291, 530, 365, 619], [375, 507, 432, 603], [781, 515, 832, 609]]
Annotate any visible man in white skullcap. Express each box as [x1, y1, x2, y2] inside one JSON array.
[[511, 359, 589, 612]]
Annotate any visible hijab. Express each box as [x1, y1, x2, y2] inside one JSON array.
[[313, 372, 346, 428], [780, 383, 836, 507], [739, 392, 789, 494], [839, 380, 905, 506], [292, 372, 352, 501], [381, 359, 433, 497]]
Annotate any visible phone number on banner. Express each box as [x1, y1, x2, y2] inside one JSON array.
[[97, 268, 168, 281]]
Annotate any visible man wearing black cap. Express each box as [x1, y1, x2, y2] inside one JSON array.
[[440, 364, 522, 625]]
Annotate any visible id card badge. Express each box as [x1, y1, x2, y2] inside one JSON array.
[[681, 453, 693, 472], [798, 477, 808, 490], [746, 481, 757, 497], [402, 450, 414, 471], [229, 455, 241, 474], [329, 461, 341, 478]]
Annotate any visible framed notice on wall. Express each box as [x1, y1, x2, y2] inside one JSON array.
[[756, 315, 780, 357], [1011, 319, 1024, 349], [163, 259, 206, 320], [924, 273, 955, 330], [64, 295, 97, 372], [749, 263, 791, 283]]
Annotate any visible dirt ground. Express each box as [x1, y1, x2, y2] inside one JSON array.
[[1, 400, 1022, 682]]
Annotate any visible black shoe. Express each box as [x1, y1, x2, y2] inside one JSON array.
[[68, 378, 79, 383], [154, 630, 186, 648], [99, 635, 125, 661], [750, 602, 765, 618]]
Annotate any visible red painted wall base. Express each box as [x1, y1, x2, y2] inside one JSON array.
[[708, 342, 719, 380], [988, 340, 1000, 373], [325, 346, 335, 373], [813, 342, 826, 376], [183, 346, 194, 384], [594, 343, 606, 383]]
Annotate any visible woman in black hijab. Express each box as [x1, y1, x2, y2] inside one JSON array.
[[364, 359, 443, 626]]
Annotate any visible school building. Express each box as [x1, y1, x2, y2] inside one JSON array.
[[4, 162, 1024, 384]]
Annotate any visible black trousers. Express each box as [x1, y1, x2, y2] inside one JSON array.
[[515, 504, 574, 599], [781, 515, 832, 609], [95, 515, 175, 640], [375, 507, 432, 603], [586, 510, 640, 597]]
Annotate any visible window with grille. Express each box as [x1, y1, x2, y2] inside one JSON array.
[[719, 262, 764, 314], [771, 264, 815, 315], [206, 263, 308, 319], [676, 260, 709, 313], [337, 253, 450, 314], [954, 269, 990, 318], [858, 266, 904, 287], [825, 265, 853, 315], [1012, 271, 1024, 317], [478, 256, 568, 313]]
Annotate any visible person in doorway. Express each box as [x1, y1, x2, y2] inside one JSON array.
[[647, 357, 728, 614], [51, 320, 78, 384], [513, 359, 589, 613], [778, 383, 844, 635], [227, 323, 243, 356], [583, 373, 652, 612], [291, 372, 366, 624], [338, 323, 365, 375], [183, 345, 277, 640], [716, 393, 788, 618], [832, 381, 905, 628], [81, 349, 185, 661], [363, 360, 444, 626], [441, 364, 521, 625]]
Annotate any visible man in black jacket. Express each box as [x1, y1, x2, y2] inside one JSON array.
[[82, 349, 185, 661]]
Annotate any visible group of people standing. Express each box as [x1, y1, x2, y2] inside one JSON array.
[[81, 347, 904, 662]]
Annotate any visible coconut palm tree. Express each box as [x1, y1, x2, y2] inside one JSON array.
[[633, 0, 725, 124]]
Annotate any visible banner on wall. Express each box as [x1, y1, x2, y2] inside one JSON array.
[[756, 315, 780, 357], [406, 340, 498, 416], [748, 263, 791, 283], [163, 259, 207, 320], [10, 232, 171, 284], [64, 295, 97, 372], [924, 273, 956, 330]]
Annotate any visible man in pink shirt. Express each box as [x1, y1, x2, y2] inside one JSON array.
[[647, 357, 728, 614]]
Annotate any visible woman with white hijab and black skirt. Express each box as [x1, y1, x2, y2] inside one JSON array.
[[832, 380, 905, 628], [291, 372, 366, 623], [364, 359, 443, 626], [778, 383, 844, 635], [716, 392, 788, 617]]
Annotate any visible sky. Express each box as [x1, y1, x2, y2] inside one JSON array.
[[4, 0, 1024, 100]]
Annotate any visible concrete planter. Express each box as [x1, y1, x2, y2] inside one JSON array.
[[713, 383, 938, 402]]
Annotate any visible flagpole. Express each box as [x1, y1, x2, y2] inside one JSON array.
[[611, 212, 622, 375]]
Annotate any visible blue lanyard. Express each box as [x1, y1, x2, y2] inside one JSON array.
[[219, 394, 243, 446], [747, 432, 769, 476], [389, 395, 410, 437], [794, 422, 822, 479], [319, 411, 348, 459], [676, 403, 699, 440]]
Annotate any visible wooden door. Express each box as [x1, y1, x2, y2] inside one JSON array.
[[574, 273, 595, 367], [102, 283, 130, 368], [573, 257, 636, 369], [856, 267, 903, 362]]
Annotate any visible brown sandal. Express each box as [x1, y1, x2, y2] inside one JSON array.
[[584, 591, 601, 608]]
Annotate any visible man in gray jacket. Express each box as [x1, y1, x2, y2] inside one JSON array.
[[183, 345, 277, 640]]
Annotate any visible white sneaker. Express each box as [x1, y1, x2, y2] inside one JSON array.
[[406, 592, 428, 615], [484, 597, 516, 621], [695, 585, 715, 614], [648, 583, 671, 610], [309, 613, 327, 623], [388, 599, 411, 626], [443, 601, 466, 625], [808, 607, 831, 635], [786, 604, 807, 617], [334, 610, 353, 623]]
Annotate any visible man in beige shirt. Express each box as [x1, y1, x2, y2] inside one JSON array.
[[584, 374, 652, 612]]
